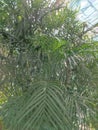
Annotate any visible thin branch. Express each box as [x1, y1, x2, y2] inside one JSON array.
[[0, 30, 24, 45], [83, 23, 98, 35], [0, 30, 18, 41], [40, 3, 66, 20]]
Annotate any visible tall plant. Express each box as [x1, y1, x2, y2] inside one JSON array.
[[0, 0, 98, 130]]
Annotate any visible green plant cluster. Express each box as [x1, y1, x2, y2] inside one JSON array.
[[0, 0, 98, 130]]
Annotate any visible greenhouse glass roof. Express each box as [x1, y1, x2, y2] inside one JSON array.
[[71, 0, 98, 40]]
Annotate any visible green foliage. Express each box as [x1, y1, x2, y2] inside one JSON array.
[[0, 92, 7, 105], [0, 0, 98, 130]]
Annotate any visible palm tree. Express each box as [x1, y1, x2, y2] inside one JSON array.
[[0, 0, 97, 130]]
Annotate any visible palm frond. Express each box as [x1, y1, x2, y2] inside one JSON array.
[[1, 81, 72, 130]]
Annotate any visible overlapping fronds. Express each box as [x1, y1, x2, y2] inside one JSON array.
[[0, 0, 98, 130]]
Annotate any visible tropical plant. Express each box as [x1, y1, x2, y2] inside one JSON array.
[[0, 0, 98, 130]]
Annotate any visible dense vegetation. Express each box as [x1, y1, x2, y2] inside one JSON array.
[[0, 0, 98, 130]]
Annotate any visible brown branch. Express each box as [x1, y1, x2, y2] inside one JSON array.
[[83, 23, 98, 35]]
